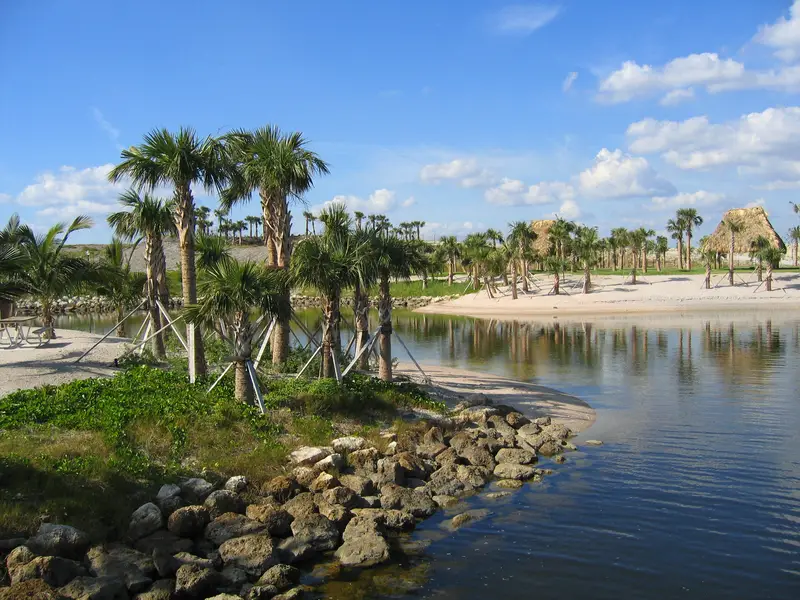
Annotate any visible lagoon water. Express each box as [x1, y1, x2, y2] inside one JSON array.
[[58, 310, 800, 599]]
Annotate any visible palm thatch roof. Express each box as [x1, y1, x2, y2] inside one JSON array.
[[702, 207, 786, 253], [531, 219, 555, 256]]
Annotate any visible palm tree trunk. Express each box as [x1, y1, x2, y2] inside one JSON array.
[[766, 264, 773, 292], [42, 300, 54, 339], [447, 260, 453, 286], [705, 264, 711, 289], [378, 272, 393, 382], [321, 295, 339, 379], [795, 240, 799, 267], [657, 253, 662, 272], [175, 184, 206, 376], [354, 282, 370, 371], [677, 239, 684, 270], [264, 193, 291, 367], [521, 259, 529, 293], [146, 236, 166, 358], [510, 260, 518, 299], [686, 232, 692, 270], [757, 259, 763, 282], [643, 248, 648, 273], [583, 263, 591, 294], [553, 272, 560, 295], [728, 232, 735, 286], [631, 268, 637, 285], [116, 305, 125, 337], [234, 360, 254, 404]]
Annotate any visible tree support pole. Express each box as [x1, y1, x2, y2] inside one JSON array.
[[207, 362, 234, 393], [75, 299, 147, 363], [252, 317, 277, 369], [119, 313, 185, 360], [394, 332, 430, 384], [341, 327, 381, 378], [246, 360, 266, 413], [156, 300, 188, 352]]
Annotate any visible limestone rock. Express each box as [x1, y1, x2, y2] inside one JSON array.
[[544, 423, 571, 440], [426, 465, 472, 497], [282, 494, 318, 520], [289, 447, 330, 467], [538, 440, 561, 457], [372, 458, 404, 488], [273, 589, 303, 600], [432, 495, 459, 508], [204, 513, 268, 546], [485, 491, 511, 500], [204, 491, 245, 520], [505, 412, 530, 429], [331, 436, 367, 454], [584, 439, 604, 446], [246, 585, 279, 600], [219, 566, 248, 590], [180, 478, 215, 503], [457, 445, 496, 470], [334, 516, 389, 568], [289, 514, 339, 552], [262, 477, 299, 503], [58, 576, 128, 600], [379, 484, 436, 518], [422, 426, 444, 445], [338, 474, 375, 497], [134, 579, 175, 600], [152, 547, 179, 578], [322, 487, 359, 510], [495, 448, 536, 465], [350, 509, 415, 532], [348, 448, 379, 476], [219, 535, 278, 577], [86, 544, 155, 593], [26, 524, 89, 560], [315, 501, 351, 533], [256, 564, 300, 592], [168, 506, 210, 538], [394, 452, 433, 480], [416, 443, 448, 459], [133, 531, 193, 556], [245, 504, 294, 537], [175, 564, 220, 598], [533, 416, 551, 427], [448, 509, 489, 530], [495, 479, 523, 489], [308, 473, 339, 494], [455, 465, 492, 488], [157, 496, 184, 518], [129, 503, 164, 541], [314, 454, 344, 472], [434, 447, 463, 468], [224, 476, 248, 493], [0, 580, 61, 600], [156, 484, 182, 501], [9, 556, 86, 588], [289, 468, 319, 489], [553, 455, 567, 464], [493, 463, 537, 481]]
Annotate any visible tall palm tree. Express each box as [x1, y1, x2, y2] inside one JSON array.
[[16, 217, 102, 338], [302, 210, 314, 236], [214, 207, 228, 234], [291, 204, 366, 378], [655, 236, 668, 272], [354, 211, 365, 231], [0, 214, 30, 314], [108, 190, 176, 358], [574, 226, 601, 293], [545, 256, 568, 295], [724, 217, 743, 286], [701, 249, 716, 289], [508, 221, 536, 292], [485, 228, 504, 249], [96, 238, 146, 337], [788, 226, 800, 267], [109, 128, 230, 376], [666, 218, 685, 270], [759, 247, 784, 292], [749, 235, 771, 282], [186, 261, 289, 403], [676, 208, 703, 270], [245, 215, 259, 240], [196, 233, 233, 271], [439, 235, 461, 286], [223, 125, 329, 367]]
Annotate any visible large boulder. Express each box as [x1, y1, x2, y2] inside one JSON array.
[[289, 514, 339, 552], [455, 465, 492, 488], [331, 437, 367, 454], [245, 504, 294, 537], [180, 478, 215, 503], [156, 484, 182, 501], [204, 513, 269, 546], [174, 564, 220, 598], [219, 535, 278, 577], [86, 544, 155, 593], [224, 476, 248, 493], [493, 463, 537, 481], [372, 458, 404, 488], [338, 474, 375, 497], [434, 448, 463, 468], [351, 509, 415, 532], [262, 477, 299, 503], [288, 447, 330, 467], [168, 506, 210, 538], [394, 452, 433, 480], [334, 516, 389, 568], [321, 487, 359, 510], [308, 473, 339, 494], [495, 448, 536, 465], [314, 454, 344, 472], [256, 564, 301, 592], [448, 509, 490, 530], [129, 503, 164, 541], [134, 579, 175, 600], [505, 412, 530, 429], [282, 494, 318, 520], [26, 524, 90, 560], [0, 580, 61, 600], [379, 484, 436, 518], [134, 531, 193, 555], [8, 555, 86, 588], [58, 576, 128, 600], [289, 467, 320, 489], [204, 491, 245, 520], [457, 445, 496, 470], [426, 465, 472, 497], [347, 448, 379, 476]]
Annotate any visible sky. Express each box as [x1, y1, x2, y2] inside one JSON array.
[[2, 0, 800, 243]]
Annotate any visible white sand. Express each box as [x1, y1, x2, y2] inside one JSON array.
[[396, 363, 595, 434], [0, 329, 128, 396], [417, 272, 800, 320]]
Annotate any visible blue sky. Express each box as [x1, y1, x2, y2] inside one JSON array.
[[2, 0, 800, 243]]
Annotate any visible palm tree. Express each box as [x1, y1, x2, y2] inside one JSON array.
[[574, 226, 601, 293], [108, 190, 176, 358], [676, 208, 703, 270], [759, 247, 784, 292], [724, 217, 743, 286], [788, 226, 800, 267], [666, 218, 685, 270], [508, 221, 536, 292], [610, 227, 628, 270], [0, 215, 29, 313], [291, 204, 366, 378], [439, 236, 461, 286], [16, 217, 102, 338], [749, 235, 771, 282], [485, 228, 504, 249], [214, 208, 228, 234], [415, 221, 426, 240], [701, 248, 716, 289], [302, 210, 314, 236], [109, 128, 230, 377], [186, 261, 289, 403], [236, 220, 247, 245], [194, 206, 212, 234], [196, 233, 233, 271], [245, 215, 259, 240], [96, 238, 146, 337], [222, 125, 329, 367], [655, 236, 668, 272], [461, 233, 491, 292], [545, 256, 568, 295], [354, 211, 365, 231]]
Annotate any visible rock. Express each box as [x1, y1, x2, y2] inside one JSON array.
[[537, 440, 561, 457], [358, 496, 380, 509], [505, 412, 530, 428], [204, 491, 245, 520], [455, 394, 491, 411], [9, 556, 86, 588], [384, 441, 397, 456], [273, 589, 303, 600], [6, 545, 36, 573], [330, 437, 367, 454], [86, 544, 155, 593], [321, 487, 359, 510], [422, 427, 444, 445], [448, 509, 489, 530], [282, 494, 318, 520], [338, 475, 375, 497], [175, 564, 220, 598], [174, 552, 218, 571], [204, 513, 268, 546], [134, 579, 174, 600], [495, 479, 523, 489], [426, 465, 472, 497], [495, 448, 536, 465], [256, 565, 300, 592], [372, 458, 404, 488], [584, 440, 603, 446], [308, 473, 339, 493], [544, 423, 571, 440], [553, 455, 567, 464], [246, 585, 279, 600], [289, 515, 339, 552], [485, 491, 512, 500], [58, 576, 128, 600], [493, 463, 537, 481], [207, 595, 240, 600], [457, 445, 496, 470], [219, 566, 248, 590], [432, 495, 459, 508], [314, 454, 344, 472], [394, 452, 433, 480], [455, 465, 492, 488], [224, 476, 248, 493], [180, 478, 215, 503], [351, 509, 415, 532], [289, 468, 319, 489], [156, 484, 182, 501], [0, 538, 26, 552], [434, 447, 463, 468], [219, 535, 278, 577], [533, 416, 551, 427], [275, 538, 315, 565], [0, 580, 61, 600], [516, 423, 542, 440], [26, 524, 89, 560], [262, 477, 299, 503], [152, 548, 179, 578], [486, 415, 518, 438], [315, 501, 351, 533], [448, 430, 481, 454], [128, 504, 164, 542], [334, 517, 389, 568], [288, 447, 330, 467], [134, 531, 193, 555], [379, 431, 397, 442], [157, 496, 184, 518], [380, 484, 436, 518], [245, 505, 294, 537], [347, 448, 379, 476], [416, 443, 448, 460], [168, 506, 210, 537]]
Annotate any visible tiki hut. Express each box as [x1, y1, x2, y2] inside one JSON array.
[[702, 207, 786, 254], [531, 219, 555, 256]]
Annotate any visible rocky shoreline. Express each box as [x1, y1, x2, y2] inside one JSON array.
[[0, 394, 593, 600]]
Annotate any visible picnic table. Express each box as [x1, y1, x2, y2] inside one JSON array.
[[0, 316, 49, 348]]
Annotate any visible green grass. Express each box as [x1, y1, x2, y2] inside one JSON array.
[[0, 366, 443, 539]]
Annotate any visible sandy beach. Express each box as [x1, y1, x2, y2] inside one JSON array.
[[417, 272, 800, 319]]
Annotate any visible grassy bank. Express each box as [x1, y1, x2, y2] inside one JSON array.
[[0, 366, 443, 540]]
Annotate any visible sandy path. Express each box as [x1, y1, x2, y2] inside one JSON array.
[[396, 363, 595, 434], [416, 273, 800, 319], [0, 329, 127, 397]]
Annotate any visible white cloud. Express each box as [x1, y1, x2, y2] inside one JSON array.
[[0, 192, 10, 204], [660, 87, 695, 106], [556, 199, 581, 219], [92, 108, 122, 150], [419, 158, 495, 188], [421, 220, 482, 239], [316, 189, 401, 214], [484, 178, 573, 206], [490, 4, 561, 35], [754, 0, 800, 62], [37, 200, 118, 217], [401, 196, 416, 208], [650, 190, 725, 210], [753, 179, 800, 190], [562, 71, 578, 92], [745, 198, 766, 209], [627, 107, 800, 184], [578, 148, 676, 198]]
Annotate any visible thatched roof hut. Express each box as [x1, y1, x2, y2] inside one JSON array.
[[702, 207, 786, 253], [531, 219, 555, 256]]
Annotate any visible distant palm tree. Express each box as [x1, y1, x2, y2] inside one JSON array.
[[214, 207, 228, 234], [788, 226, 800, 267], [574, 226, 601, 294], [302, 210, 314, 236], [109, 128, 230, 376], [676, 208, 703, 270], [724, 217, 743, 286], [508, 221, 536, 292], [666, 218, 685, 270], [545, 256, 568, 295], [701, 249, 716, 289], [186, 261, 289, 403], [439, 235, 461, 286], [655, 236, 668, 272], [196, 233, 233, 271], [749, 235, 771, 282], [758, 247, 784, 292], [354, 211, 365, 231], [96, 238, 146, 336], [485, 228, 504, 249], [415, 221, 426, 240], [245, 215, 260, 240]]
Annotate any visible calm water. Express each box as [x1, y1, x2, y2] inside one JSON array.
[[57, 310, 800, 599]]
